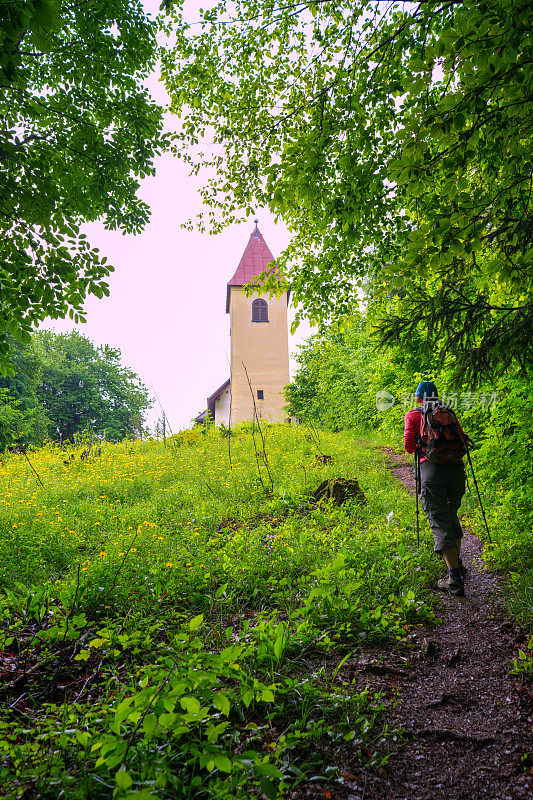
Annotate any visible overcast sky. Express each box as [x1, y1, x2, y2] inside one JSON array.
[[45, 1, 313, 432]]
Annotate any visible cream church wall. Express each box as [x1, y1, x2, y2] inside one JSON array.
[[229, 287, 290, 424], [214, 387, 231, 426]]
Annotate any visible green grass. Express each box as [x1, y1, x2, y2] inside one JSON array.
[[0, 425, 447, 799]]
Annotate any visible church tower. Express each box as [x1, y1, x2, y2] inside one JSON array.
[[200, 223, 290, 426], [225, 223, 290, 424]]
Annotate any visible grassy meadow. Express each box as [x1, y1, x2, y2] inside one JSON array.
[[0, 424, 509, 798]]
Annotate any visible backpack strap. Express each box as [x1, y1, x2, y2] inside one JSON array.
[[414, 407, 425, 455], [447, 407, 473, 449], [420, 404, 431, 441]]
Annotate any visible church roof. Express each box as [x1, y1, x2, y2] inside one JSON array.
[[207, 378, 231, 411], [226, 224, 277, 312]]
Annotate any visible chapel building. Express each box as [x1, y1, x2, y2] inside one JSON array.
[[203, 223, 290, 425]]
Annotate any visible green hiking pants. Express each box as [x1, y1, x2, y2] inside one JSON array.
[[419, 461, 465, 554]]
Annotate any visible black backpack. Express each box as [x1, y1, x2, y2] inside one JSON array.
[[417, 402, 468, 464]]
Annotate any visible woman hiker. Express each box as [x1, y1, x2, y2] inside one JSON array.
[[404, 380, 470, 597]]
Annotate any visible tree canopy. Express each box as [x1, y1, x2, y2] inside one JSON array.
[[161, 0, 533, 382], [0, 338, 48, 451], [34, 330, 151, 442], [0, 331, 151, 447], [0, 0, 164, 371]]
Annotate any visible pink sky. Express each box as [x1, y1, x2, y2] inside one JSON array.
[[45, 1, 313, 431]]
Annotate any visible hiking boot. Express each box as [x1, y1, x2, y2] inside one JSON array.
[[437, 571, 465, 597], [458, 559, 468, 580]]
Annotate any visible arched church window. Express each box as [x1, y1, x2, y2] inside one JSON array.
[[252, 298, 268, 322]]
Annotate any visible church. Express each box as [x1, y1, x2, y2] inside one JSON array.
[[198, 223, 290, 426]]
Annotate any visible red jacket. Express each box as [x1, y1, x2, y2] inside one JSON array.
[[404, 406, 468, 461], [404, 408, 423, 457]]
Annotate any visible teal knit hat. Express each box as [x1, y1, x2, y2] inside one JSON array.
[[415, 380, 438, 400]]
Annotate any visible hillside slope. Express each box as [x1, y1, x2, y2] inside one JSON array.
[[0, 426, 530, 798]]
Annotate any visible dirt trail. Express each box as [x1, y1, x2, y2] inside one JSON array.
[[312, 448, 532, 800], [353, 447, 533, 800]]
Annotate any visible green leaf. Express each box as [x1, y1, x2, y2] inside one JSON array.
[[260, 777, 278, 799], [159, 712, 177, 728], [115, 769, 133, 790], [142, 713, 158, 736], [255, 762, 283, 778], [215, 583, 228, 599], [74, 649, 91, 662], [242, 690, 254, 708], [180, 696, 201, 715], [189, 614, 204, 631], [213, 692, 231, 717], [115, 697, 134, 723], [329, 554, 346, 572], [214, 755, 232, 773]]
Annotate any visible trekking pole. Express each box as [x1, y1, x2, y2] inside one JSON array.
[[465, 447, 492, 543], [414, 447, 420, 548]]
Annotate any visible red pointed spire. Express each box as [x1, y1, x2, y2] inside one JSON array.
[[226, 224, 277, 312], [228, 223, 275, 287]]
